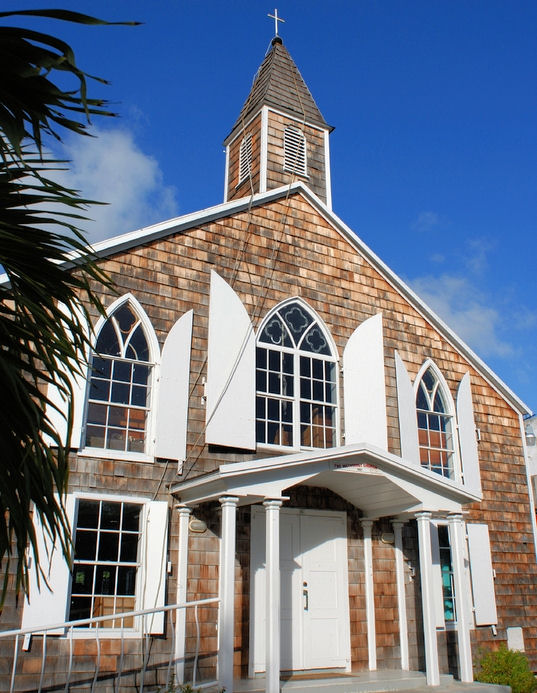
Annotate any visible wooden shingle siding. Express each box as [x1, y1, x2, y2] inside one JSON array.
[[4, 188, 536, 683]]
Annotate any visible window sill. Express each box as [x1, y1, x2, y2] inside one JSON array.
[[77, 447, 154, 464], [256, 443, 338, 454]]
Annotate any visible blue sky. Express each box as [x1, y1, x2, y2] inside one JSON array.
[[9, 1, 537, 413]]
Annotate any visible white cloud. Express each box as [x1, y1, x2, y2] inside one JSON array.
[[411, 211, 441, 232], [464, 237, 495, 275], [53, 127, 179, 243], [409, 273, 514, 358]]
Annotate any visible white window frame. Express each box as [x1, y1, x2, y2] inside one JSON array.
[[414, 359, 461, 482], [283, 125, 307, 177], [22, 491, 168, 638], [80, 294, 160, 463], [256, 298, 339, 451]]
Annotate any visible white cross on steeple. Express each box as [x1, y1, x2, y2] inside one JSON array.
[[268, 9, 285, 37]]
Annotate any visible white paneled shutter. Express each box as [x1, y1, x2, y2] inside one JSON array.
[[394, 351, 420, 464], [430, 523, 446, 628], [467, 523, 498, 626], [456, 373, 482, 496], [45, 303, 90, 449], [141, 501, 169, 634], [155, 310, 193, 468], [343, 313, 387, 449], [21, 495, 76, 633], [206, 270, 256, 449]]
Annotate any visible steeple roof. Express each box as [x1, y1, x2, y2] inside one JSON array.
[[225, 37, 332, 144]]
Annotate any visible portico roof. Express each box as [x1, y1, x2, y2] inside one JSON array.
[[171, 443, 480, 518]]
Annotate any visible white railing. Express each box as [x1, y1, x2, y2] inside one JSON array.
[[0, 597, 220, 693]]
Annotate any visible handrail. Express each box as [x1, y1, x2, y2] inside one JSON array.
[[2, 597, 220, 693], [0, 597, 219, 639]]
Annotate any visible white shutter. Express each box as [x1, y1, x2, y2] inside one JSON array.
[[206, 270, 255, 449], [395, 351, 420, 464], [155, 310, 193, 468], [21, 495, 76, 633], [140, 501, 169, 635], [430, 523, 446, 628], [343, 313, 387, 449], [45, 303, 90, 449], [467, 524, 498, 625], [456, 373, 482, 496]]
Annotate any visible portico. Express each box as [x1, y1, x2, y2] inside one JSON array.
[[172, 443, 480, 692]]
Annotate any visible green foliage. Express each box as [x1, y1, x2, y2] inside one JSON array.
[[0, 9, 135, 604], [474, 645, 537, 693]]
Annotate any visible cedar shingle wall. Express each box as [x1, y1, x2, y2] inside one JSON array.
[[227, 114, 262, 201], [3, 190, 535, 680], [80, 191, 537, 666]]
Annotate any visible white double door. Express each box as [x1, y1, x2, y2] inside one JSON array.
[[250, 507, 350, 674]]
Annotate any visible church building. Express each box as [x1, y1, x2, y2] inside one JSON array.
[[4, 28, 537, 693]]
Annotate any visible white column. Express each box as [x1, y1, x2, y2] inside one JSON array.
[[416, 511, 440, 686], [448, 514, 473, 683], [361, 519, 376, 671], [264, 499, 282, 693], [217, 496, 238, 693], [175, 505, 191, 684], [392, 520, 409, 671]]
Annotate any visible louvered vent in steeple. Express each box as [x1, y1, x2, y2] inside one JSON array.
[[239, 134, 253, 184], [283, 126, 307, 176]]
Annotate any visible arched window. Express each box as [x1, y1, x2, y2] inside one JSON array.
[[283, 125, 307, 176], [416, 366, 455, 478], [256, 301, 337, 449], [83, 300, 154, 454], [238, 133, 253, 184]]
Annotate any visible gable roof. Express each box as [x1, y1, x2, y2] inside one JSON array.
[[224, 37, 332, 145], [40, 182, 529, 417]]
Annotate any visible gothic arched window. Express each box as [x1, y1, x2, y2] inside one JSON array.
[[416, 366, 455, 478], [256, 301, 337, 449], [83, 300, 154, 454]]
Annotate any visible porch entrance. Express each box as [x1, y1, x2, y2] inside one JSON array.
[[250, 507, 350, 674]]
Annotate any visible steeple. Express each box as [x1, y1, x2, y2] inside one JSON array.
[[223, 37, 334, 208]]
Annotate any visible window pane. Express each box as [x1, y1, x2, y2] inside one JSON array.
[[96, 321, 120, 356], [281, 303, 311, 340], [313, 380, 323, 401], [117, 566, 137, 595], [95, 565, 117, 595], [126, 325, 149, 361], [268, 350, 280, 371], [282, 352, 293, 374], [256, 420, 265, 444], [122, 504, 141, 532], [112, 382, 130, 405], [114, 361, 132, 383], [89, 378, 110, 402], [300, 356, 310, 377], [256, 370, 267, 392], [77, 500, 99, 529], [312, 359, 323, 380], [107, 428, 126, 451], [127, 431, 145, 453], [300, 378, 311, 399], [256, 347, 267, 368], [71, 565, 94, 595], [92, 357, 111, 378], [85, 426, 105, 448], [109, 406, 128, 427], [268, 398, 279, 421], [131, 385, 147, 407], [70, 596, 91, 623], [302, 324, 330, 355], [120, 533, 139, 562], [98, 533, 120, 561], [268, 373, 280, 394], [74, 530, 98, 561], [101, 502, 121, 530], [133, 363, 150, 385], [115, 304, 137, 337], [87, 403, 107, 425], [256, 396, 266, 419]]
